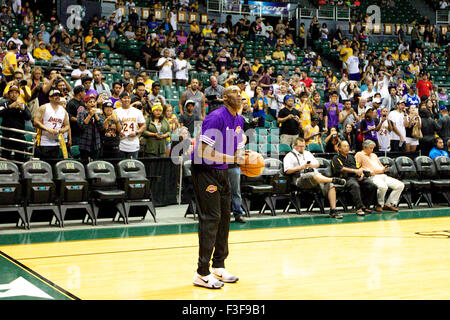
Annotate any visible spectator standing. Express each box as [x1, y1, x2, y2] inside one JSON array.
[[33, 89, 70, 160], [77, 94, 104, 161], [325, 91, 343, 130], [277, 95, 302, 147], [156, 49, 174, 86], [377, 107, 393, 152], [174, 51, 189, 87], [101, 100, 121, 159], [142, 103, 170, 157], [0, 85, 31, 163], [388, 101, 407, 152], [404, 106, 421, 152], [205, 76, 225, 115], [179, 79, 206, 120], [115, 91, 146, 159], [437, 106, 450, 145]]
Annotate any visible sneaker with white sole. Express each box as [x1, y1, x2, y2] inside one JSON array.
[[193, 273, 224, 289], [211, 268, 239, 283]]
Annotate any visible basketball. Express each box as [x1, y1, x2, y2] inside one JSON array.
[[239, 152, 265, 177]]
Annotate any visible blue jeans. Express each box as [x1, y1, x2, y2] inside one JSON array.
[[228, 166, 244, 218], [120, 151, 139, 159]]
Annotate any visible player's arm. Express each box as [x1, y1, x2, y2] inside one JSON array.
[[200, 142, 238, 164]]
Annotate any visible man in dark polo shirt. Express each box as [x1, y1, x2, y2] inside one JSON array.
[[277, 94, 302, 147], [331, 140, 377, 216], [191, 85, 250, 289]]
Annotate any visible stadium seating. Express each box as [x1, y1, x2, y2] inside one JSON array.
[[21, 160, 62, 229], [54, 160, 94, 227], [116, 159, 157, 223], [0, 161, 27, 228], [86, 160, 127, 225]]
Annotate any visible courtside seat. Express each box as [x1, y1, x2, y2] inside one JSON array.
[[0, 161, 27, 228], [412, 156, 435, 207], [432, 156, 450, 205], [21, 160, 62, 229], [394, 156, 421, 208], [116, 159, 156, 223], [54, 160, 94, 227], [86, 161, 126, 225]]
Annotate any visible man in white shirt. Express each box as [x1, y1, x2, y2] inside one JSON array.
[[90, 69, 111, 97], [174, 51, 189, 87], [157, 48, 174, 86], [346, 50, 360, 82], [361, 83, 376, 108], [71, 62, 93, 80], [6, 31, 23, 48], [115, 91, 146, 158], [283, 137, 346, 219], [388, 100, 407, 152], [355, 140, 404, 212], [113, 4, 123, 24]]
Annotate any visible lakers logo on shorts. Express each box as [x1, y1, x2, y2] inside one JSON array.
[[206, 185, 217, 193]]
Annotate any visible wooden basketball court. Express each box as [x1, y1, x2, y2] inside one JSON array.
[[0, 208, 448, 300]]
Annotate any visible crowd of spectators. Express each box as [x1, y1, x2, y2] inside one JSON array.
[[0, 0, 448, 167]]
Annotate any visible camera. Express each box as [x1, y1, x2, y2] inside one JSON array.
[[363, 170, 371, 177], [19, 80, 27, 86], [304, 168, 314, 174]]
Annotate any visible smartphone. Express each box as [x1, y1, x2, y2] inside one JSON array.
[[307, 161, 311, 164]]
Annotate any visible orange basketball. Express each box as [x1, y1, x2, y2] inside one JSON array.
[[239, 152, 265, 177]]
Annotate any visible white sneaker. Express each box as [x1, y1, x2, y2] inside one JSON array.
[[211, 268, 239, 283], [193, 273, 224, 289]]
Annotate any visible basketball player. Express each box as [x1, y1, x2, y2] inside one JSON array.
[[191, 85, 254, 289], [34, 89, 70, 160]]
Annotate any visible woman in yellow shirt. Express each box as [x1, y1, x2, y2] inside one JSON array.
[[400, 50, 410, 61]]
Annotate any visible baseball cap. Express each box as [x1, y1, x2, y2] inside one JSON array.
[[440, 105, 447, 111], [8, 85, 20, 93], [311, 115, 319, 122], [397, 100, 406, 105], [49, 89, 62, 97], [184, 99, 195, 107], [79, 61, 87, 66], [14, 68, 24, 74], [236, 79, 246, 84], [103, 100, 114, 109], [84, 93, 96, 103]]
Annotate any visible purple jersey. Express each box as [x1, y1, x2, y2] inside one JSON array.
[[325, 102, 343, 129], [192, 107, 245, 170]]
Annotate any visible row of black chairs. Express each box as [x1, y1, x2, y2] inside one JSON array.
[[183, 155, 450, 218], [0, 159, 157, 229]]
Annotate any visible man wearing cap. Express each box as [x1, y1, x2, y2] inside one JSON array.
[[179, 100, 196, 137], [33, 41, 52, 60], [403, 84, 420, 108], [77, 94, 104, 160], [236, 79, 250, 109], [66, 85, 85, 146], [37, 24, 50, 43], [3, 68, 31, 104], [16, 44, 35, 68], [277, 94, 302, 147], [131, 82, 150, 112], [101, 100, 122, 158], [2, 43, 18, 82], [179, 78, 206, 120], [147, 82, 166, 107], [34, 89, 70, 160], [71, 62, 93, 81], [0, 84, 32, 163], [115, 91, 146, 159]]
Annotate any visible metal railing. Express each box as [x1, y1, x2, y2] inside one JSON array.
[[0, 126, 37, 165], [299, 6, 350, 21], [436, 9, 450, 24]]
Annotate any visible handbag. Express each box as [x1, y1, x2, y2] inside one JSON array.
[[412, 121, 423, 140]]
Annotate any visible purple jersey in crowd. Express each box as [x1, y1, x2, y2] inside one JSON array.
[[192, 106, 245, 170], [325, 102, 343, 129]]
